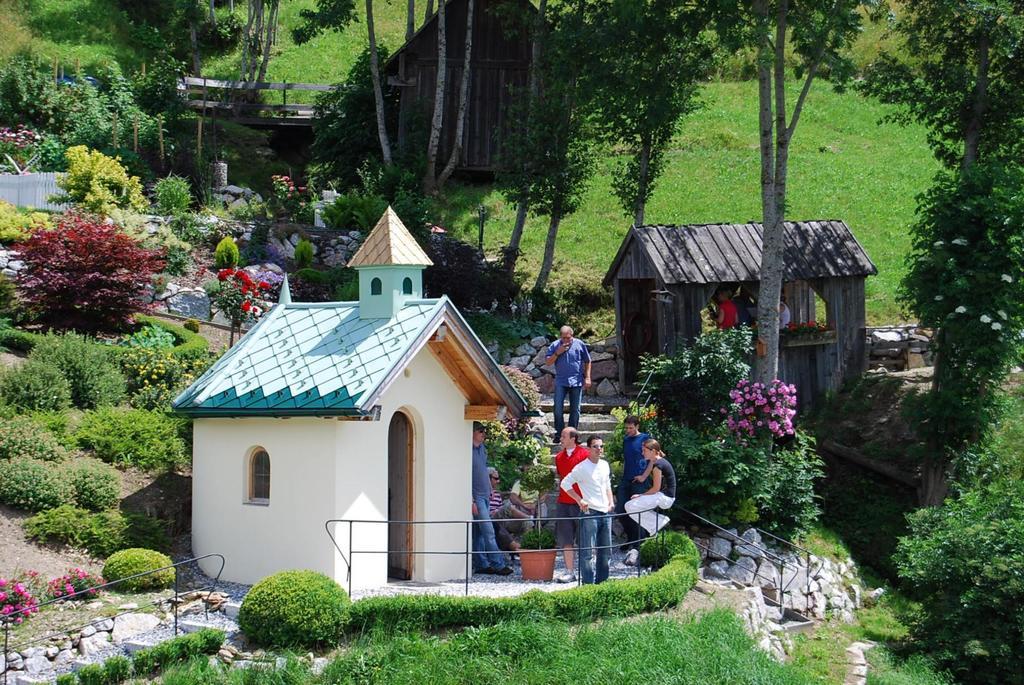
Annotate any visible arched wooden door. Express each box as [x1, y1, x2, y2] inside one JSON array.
[[387, 412, 414, 580]]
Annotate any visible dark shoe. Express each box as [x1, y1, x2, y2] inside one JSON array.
[[476, 567, 495, 575], [493, 566, 513, 576]]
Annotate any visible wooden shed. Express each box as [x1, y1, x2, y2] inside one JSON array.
[[384, 0, 534, 173], [602, 221, 878, 410]]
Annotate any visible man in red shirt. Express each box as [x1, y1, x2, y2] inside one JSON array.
[[554, 427, 589, 583]]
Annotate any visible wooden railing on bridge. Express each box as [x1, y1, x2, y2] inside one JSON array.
[[178, 76, 346, 126]]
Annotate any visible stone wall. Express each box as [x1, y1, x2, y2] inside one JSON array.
[[866, 325, 933, 372], [499, 336, 622, 397], [694, 527, 862, 623]]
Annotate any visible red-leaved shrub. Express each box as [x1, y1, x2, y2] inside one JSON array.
[[15, 213, 164, 332]]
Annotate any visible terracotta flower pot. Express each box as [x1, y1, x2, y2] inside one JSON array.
[[519, 549, 556, 581]]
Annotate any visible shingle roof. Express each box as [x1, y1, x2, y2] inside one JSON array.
[[603, 220, 877, 286], [173, 299, 446, 416], [347, 207, 433, 267]]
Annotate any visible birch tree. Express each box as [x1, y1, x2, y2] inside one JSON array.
[[241, 0, 283, 85], [435, 0, 474, 190], [422, 0, 448, 192], [729, 0, 863, 384]]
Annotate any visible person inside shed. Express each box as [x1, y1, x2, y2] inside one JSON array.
[[779, 294, 792, 329], [710, 287, 738, 330], [734, 286, 757, 327]]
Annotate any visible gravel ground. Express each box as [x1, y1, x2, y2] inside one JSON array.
[[351, 548, 646, 600]]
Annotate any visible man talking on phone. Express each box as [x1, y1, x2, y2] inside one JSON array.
[[545, 325, 591, 436]]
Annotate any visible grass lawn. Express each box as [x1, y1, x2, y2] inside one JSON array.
[[436, 79, 937, 331]]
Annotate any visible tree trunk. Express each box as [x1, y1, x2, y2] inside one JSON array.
[[963, 33, 990, 171], [918, 459, 950, 506], [366, 0, 393, 165], [241, 0, 260, 82], [190, 21, 203, 76], [504, 199, 529, 276], [423, 0, 448, 193], [256, 0, 280, 84], [534, 208, 561, 292], [633, 141, 651, 226], [436, 0, 474, 190], [407, 0, 416, 40], [210, 0, 216, 24]]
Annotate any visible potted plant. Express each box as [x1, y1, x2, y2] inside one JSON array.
[[519, 528, 557, 581]]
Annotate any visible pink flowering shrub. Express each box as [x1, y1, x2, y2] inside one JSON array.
[[269, 174, 313, 223], [0, 576, 39, 625], [46, 568, 104, 602], [724, 379, 797, 443]]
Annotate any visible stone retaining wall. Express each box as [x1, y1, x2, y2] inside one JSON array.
[[497, 336, 622, 397], [866, 325, 933, 372]]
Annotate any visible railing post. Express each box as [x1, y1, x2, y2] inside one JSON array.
[[4, 619, 10, 685], [348, 521, 354, 598], [173, 570, 179, 636], [465, 521, 471, 597]]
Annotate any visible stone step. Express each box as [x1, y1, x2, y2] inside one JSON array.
[[547, 429, 615, 452], [539, 396, 631, 414], [540, 413, 620, 431]]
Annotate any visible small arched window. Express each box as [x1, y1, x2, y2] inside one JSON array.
[[248, 449, 270, 504], [402, 277, 413, 295], [371, 277, 382, 295]]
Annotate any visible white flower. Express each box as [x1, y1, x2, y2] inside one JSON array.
[[992, 322, 1003, 331], [934, 295, 944, 301], [998, 310, 1008, 320], [955, 306, 967, 314], [1002, 274, 1014, 283], [951, 238, 968, 246], [933, 240, 945, 247], [980, 314, 992, 323]]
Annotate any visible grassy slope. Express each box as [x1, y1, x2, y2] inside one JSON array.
[[6, 0, 937, 327]]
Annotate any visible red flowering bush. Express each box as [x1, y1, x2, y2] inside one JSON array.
[[15, 213, 165, 332], [723, 379, 797, 444], [269, 174, 313, 223], [0, 576, 39, 625], [781, 320, 832, 339], [46, 568, 104, 602], [211, 268, 271, 329]]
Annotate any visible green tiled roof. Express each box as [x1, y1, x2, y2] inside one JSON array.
[[173, 299, 447, 416]]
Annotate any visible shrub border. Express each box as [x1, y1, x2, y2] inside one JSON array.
[[345, 551, 699, 635], [0, 315, 207, 360]]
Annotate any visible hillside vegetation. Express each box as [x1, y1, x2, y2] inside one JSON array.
[[2, 0, 937, 326]]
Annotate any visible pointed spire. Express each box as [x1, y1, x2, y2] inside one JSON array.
[[347, 206, 433, 268], [278, 275, 292, 305]]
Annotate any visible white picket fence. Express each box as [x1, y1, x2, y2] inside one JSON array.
[[0, 173, 68, 211]]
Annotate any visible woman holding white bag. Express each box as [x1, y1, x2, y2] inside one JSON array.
[[623, 439, 676, 566]]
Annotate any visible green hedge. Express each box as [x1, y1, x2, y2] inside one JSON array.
[[0, 315, 207, 361], [103, 548, 175, 591], [25, 504, 170, 558], [131, 629, 225, 678], [239, 570, 351, 648], [346, 552, 699, 635]]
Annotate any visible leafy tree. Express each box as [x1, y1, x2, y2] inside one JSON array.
[[586, 0, 714, 225], [721, 0, 865, 384], [241, 0, 284, 85], [895, 481, 1024, 684], [860, 0, 1024, 171], [899, 163, 1024, 504], [15, 214, 165, 332]]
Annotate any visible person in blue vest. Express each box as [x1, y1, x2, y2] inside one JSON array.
[[544, 326, 592, 436], [616, 415, 650, 554]]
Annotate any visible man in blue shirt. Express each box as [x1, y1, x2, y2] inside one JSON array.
[[616, 415, 650, 554], [544, 325, 592, 436], [471, 423, 512, 575]]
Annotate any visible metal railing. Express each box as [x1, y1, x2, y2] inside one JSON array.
[[325, 506, 668, 598], [1, 554, 225, 685]]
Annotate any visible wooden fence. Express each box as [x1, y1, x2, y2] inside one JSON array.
[[0, 173, 68, 211], [178, 77, 346, 126]]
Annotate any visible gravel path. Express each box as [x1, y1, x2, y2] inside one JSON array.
[[352, 549, 646, 600]]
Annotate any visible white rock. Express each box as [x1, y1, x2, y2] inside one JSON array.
[[76, 634, 109, 656], [595, 378, 618, 398], [736, 544, 765, 560], [727, 556, 758, 584], [16, 675, 51, 685], [530, 336, 548, 348], [707, 560, 730, 579], [44, 647, 58, 659], [589, 351, 614, 363], [79, 625, 96, 638], [514, 343, 534, 356], [95, 618, 114, 632], [22, 654, 51, 677], [871, 330, 903, 343], [508, 355, 531, 370], [708, 536, 732, 560], [112, 613, 161, 643]]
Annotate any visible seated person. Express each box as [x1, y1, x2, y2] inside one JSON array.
[[734, 287, 756, 326], [710, 288, 738, 330], [779, 295, 791, 329], [488, 469, 521, 553]]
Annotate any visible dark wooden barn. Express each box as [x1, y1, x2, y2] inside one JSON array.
[[384, 0, 534, 173], [603, 220, 878, 410]]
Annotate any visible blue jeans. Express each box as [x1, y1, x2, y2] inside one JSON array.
[[579, 510, 612, 584], [472, 495, 506, 570], [553, 384, 583, 436]]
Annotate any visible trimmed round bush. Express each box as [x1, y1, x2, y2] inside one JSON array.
[[0, 360, 73, 412], [214, 236, 240, 268], [0, 458, 73, 511], [239, 570, 350, 648], [70, 460, 121, 511], [0, 415, 68, 462], [103, 548, 175, 591], [639, 530, 700, 570]]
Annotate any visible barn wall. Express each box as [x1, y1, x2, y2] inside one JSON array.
[[392, 0, 532, 171]]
